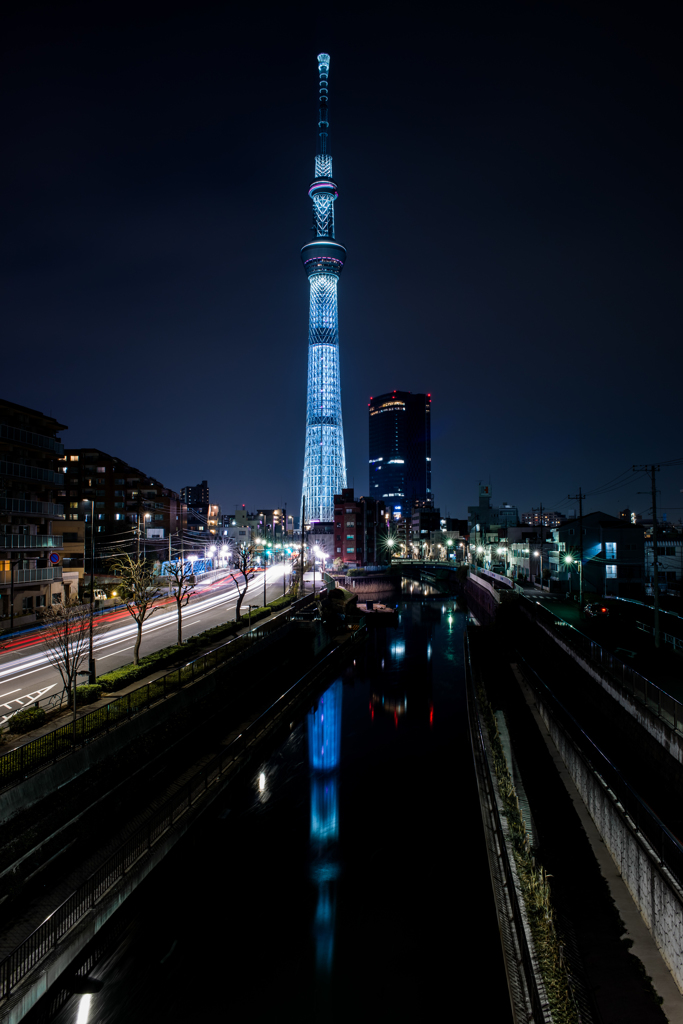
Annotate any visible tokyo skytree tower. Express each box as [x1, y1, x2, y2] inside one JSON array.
[[300, 52, 347, 525]]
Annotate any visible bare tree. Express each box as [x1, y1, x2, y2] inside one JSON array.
[[40, 597, 93, 707], [163, 558, 197, 645], [109, 554, 164, 664], [230, 542, 256, 622]]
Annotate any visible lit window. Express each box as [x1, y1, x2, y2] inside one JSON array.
[[69, 455, 79, 462], [605, 542, 617, 559], [346, 547, 355, 553], [69, 502, 78, 508], [606, 565, 617, 578]]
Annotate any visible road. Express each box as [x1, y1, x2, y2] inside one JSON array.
[[0, 565, 297, 724]]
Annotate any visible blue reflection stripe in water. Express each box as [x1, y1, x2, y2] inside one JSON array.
[[307, 678, 342, 772], [310, 775, 339, 842], [314, 880, 336, 974]]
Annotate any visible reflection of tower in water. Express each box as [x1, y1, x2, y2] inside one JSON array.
[[307, 678, 342, 974]]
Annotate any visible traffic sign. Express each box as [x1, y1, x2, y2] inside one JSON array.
[[49, 552, 61, 565]]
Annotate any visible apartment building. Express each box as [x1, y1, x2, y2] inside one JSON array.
[[1, 399, 68, 623]]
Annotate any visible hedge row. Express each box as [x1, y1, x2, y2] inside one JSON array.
[[97, 592, 295, 692]]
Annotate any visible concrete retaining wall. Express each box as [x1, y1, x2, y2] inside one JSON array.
[[0, 626, 291, 823], [533, 615, 683, 766], [537, 696, 683, 993]]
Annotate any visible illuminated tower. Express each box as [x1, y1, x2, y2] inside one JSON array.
[[300, 53, 347, 526]]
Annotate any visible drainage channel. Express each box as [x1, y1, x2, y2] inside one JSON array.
[[27, 588, 511, 1024]]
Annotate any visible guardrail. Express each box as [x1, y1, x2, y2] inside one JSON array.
[[636, 620, 683, 654], [517, 652, 683, 893], [0, 622, 366, 1005], [521, 598, 683, 735], [0, 593, 315, 790]]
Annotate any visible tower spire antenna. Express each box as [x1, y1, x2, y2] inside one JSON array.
[[300, 53, 347, 529], [317, 53, 330, 155]]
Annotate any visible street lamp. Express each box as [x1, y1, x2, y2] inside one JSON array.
[[564, 554, 582, 604]]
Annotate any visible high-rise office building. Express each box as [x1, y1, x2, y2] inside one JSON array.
[[368, 392, 432, 519], [300, 53, 347, 525]]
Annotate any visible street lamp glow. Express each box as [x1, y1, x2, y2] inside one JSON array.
[[564, 555, 573, 564], [477, 546, 484, 553]]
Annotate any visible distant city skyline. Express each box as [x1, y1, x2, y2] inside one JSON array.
[[2, 4, 681, 522]]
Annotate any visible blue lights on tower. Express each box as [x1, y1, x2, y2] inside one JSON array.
[[301, 53, 347, 525]]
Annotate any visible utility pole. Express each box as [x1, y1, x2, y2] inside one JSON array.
[[532, 501, 544, 586], [567, 489, 584, 604], [635, 464, 661, 648], [88, 498, 96, 685]]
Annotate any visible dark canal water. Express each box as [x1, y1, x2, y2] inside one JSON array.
[[50, 585, 512, 1023]]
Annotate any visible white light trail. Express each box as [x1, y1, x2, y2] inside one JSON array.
[[0, 567, 284, 686]]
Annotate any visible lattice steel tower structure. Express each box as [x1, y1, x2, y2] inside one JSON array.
[[300, 53, 347, 525]]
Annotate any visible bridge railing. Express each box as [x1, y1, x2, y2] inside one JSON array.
[[0, 592, 316, 791]]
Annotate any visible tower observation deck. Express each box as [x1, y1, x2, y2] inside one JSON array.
[[300, 53, 347, 526]]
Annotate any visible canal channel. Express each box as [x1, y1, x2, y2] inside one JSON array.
[[43, 583, 512, 1023]]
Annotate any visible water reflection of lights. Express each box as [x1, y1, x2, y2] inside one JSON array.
[[427, 642, 432, 661], [308, 679, 342, 975], [390, 641, 405, 658], [258, 772, 266, 793], [371, 693, 407, 718], [76, 995, 92, 1024]]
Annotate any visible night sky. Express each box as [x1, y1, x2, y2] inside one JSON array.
[[2, 2, 681, 522]]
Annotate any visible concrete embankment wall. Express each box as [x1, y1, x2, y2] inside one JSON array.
[[0, 628, 363, 1024], [465, 574, 498, 622], [536, 692, 683, 993], [528, 611, 683, 766], [466, 642, 551, 1021], [0, 624, 295, 824]]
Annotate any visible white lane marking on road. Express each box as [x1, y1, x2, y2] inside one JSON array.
[[0, 683, 58, 720], [0, 688, 21, 700], [0, 576, 279, 689]]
